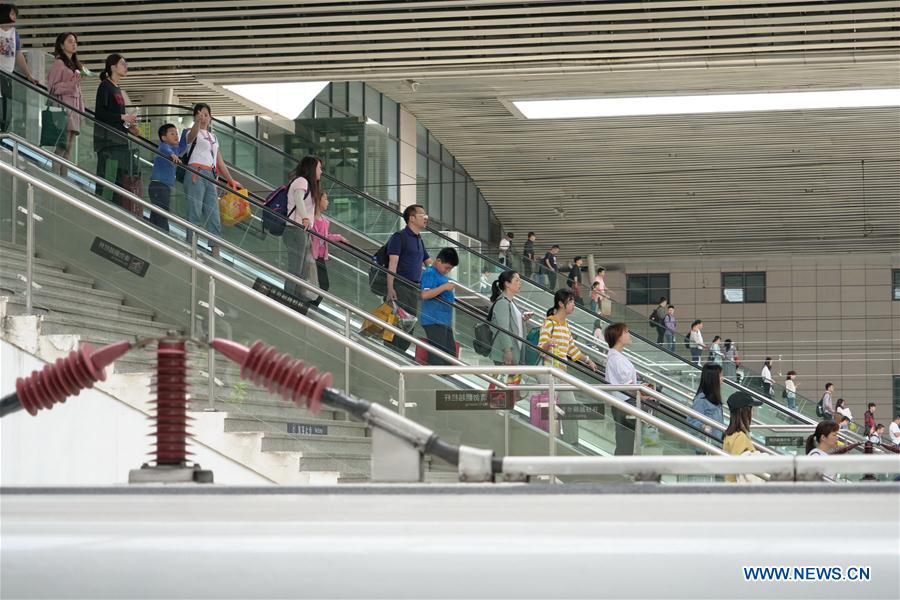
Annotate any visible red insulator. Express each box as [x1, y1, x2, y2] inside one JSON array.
[[15, 341, 132, 416], [152, 340, 190, 465], [210, 339, 332, 414]]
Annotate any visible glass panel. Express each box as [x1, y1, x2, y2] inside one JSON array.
[[441, 166, 453, 225], [722, 272, 744, 303], [416, 153, 428, 206], [387, 140, 399, 204], [428, 159, 441, 220], [332, 82, 348, 114], [314, 101, 331, 119], [382, 97, 398, 136], [427, 132, 440, 159], [41, 71, 829, 435], [466, 181, 477, 236], [745, 272, 767, 303], [348, 82, 364, 117], [364, 85, 381, 123], [416, 123, 427, 154], [454, 177, 466, 232], [627, 275, 649, 305]]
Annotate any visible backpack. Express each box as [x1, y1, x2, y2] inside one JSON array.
[[523, 326, 542, 366], [816, 395, 825, 417], [262, 179, 304, 236], [683, 333, 691, 350], [472, 302, 497, 356], [368, 243, 389, 296], [649, 308, 662, 325], [175, 130, 197, 184]]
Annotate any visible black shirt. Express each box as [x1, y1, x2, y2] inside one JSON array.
[[94, 79, 128, 151], [542, 252, 558, 273]]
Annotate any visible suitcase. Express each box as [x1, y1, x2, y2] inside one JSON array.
[[529, 393, 563, 435]]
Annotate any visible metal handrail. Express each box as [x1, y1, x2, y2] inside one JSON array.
[[114, 93, 831, 430], [0, 160, 735, 456], [498, 454, 900, 480], [0, 133, 481, 375]]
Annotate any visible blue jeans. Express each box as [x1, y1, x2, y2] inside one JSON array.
[[664, 330, 675, 352], [786, 393, 796, 411], [690, 347, 702, 365], [183, 173, 221, 241], [590, 300, 598, 313]]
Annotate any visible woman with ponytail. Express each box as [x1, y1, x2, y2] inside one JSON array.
[[93, 53, 135, 204], [488, 270, 533, 365], [806, 420, 839, 456]]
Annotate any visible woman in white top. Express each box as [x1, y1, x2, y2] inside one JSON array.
[[182, 103, 240, 252], [760, 357, 773, 397], [688, 320, 705, 365], [283, 155, 322, 303], [708, 335, 723, 366], [603, 322, 644, 455], [834, 398, 853, 421], [784, 370, 798, 411]]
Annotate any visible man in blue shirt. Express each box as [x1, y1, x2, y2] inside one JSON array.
[[148, 123, 184, 232], [386, 204, 431, 317], [420, 247, 459, 365]]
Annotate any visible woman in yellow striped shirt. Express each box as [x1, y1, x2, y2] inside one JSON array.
[[539, 289, 597, 372]]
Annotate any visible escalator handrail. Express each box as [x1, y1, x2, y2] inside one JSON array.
[[2, 156, 735, 457], [116, 100, 820, 427], [124, 104, 826, 426]]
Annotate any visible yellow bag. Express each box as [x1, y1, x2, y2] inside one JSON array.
[[360, 302, 399, 342], [219, 187, 252, 226]]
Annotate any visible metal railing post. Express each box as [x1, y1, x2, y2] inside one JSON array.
[[11, 139, 18, 245], [24, 183, 34, 315], [633, 388, 643, 456], [548, 375, 556, 457], [344, 308, 351, 394], [504, 410, 510, 457], [189, 236, 198, 339], [398, 373, 406, 416], [206, 277, 216, 411]]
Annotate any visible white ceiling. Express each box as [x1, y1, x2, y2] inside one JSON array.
[[15, 0, 900, 259]]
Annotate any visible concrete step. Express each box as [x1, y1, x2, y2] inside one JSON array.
[[0, 242, 69, 271], [0, 273, 126, 303], [224, 416, 368, 438], [0, 260, 96, 287], [2, 292, 156, 323], [0, 279, 154, 318], [40, 317, 182, 343], [337, 473, 371, 483], [296, 452, 370, 475], [189, 395, 341, 422], [260, 433, 372, 454], [41, 311, 179, 338]]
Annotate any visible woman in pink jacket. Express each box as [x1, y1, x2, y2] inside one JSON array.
[[46, 32, 84, 163], [309, 190, 346, 306]]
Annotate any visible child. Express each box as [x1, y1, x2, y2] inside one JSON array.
[[420, 247, 459, 365], [148, 123, 183, 232], [309, 191, 346, 306], [590, 281, 601, 313]]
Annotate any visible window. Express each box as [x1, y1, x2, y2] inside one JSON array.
[[893, 269, 900, 300], [722, 272, 766, 303], [894, 375, 900, 418], [626, 274, 670, 305]]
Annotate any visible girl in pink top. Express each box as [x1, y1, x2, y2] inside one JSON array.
[[46, 32, 85, 162], [309, 191, 346, 305]]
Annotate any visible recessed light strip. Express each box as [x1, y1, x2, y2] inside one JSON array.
[[512, 89, 900, 119]]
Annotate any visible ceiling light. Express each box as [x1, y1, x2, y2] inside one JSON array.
[[511, 89, 900, 119], [224, 81, 329, 120]]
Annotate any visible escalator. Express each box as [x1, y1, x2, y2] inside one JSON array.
[[129, 100, 846, 440], [1, 71, 784, 473]]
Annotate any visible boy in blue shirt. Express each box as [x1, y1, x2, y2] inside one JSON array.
[[148, 123, 183, 232], [420, 247, 459, 366]]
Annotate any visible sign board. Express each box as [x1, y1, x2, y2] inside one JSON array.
[[435, 389, 514, 411], [542, 403, 605, 421], [287, 423, 328, 436], [90, 237, 149, 277], [765, 435, 805, 448], [253, 278, 308, 314]]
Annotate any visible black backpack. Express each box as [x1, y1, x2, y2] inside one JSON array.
[[368, 243, 389, 296], [649, 308, 662, 325], [473, 302, 497, 356], [683, 333, 691, 350], [816, 395, 825, 417]]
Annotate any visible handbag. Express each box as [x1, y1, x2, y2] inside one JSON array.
[[218, 186, 251, 226], [40, 106, 67, 147], [119, 174, 144, 217], [361, 302, 399, 342]]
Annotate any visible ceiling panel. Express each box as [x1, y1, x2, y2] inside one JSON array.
[[12, 1, 900, 259]]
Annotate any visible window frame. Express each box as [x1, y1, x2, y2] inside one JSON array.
[[626, 273, 670, 306], [721, 271, 767, 304], [892, 269, 900, 301]]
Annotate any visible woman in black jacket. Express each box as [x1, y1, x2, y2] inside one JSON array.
[[93, 53, 136, 205]]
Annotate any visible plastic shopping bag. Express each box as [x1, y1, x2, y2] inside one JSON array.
[[219, 187, 252, 226], [361, 302, 400, 342]]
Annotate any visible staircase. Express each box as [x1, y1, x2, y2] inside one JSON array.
[[0, 239, 372, 483]]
